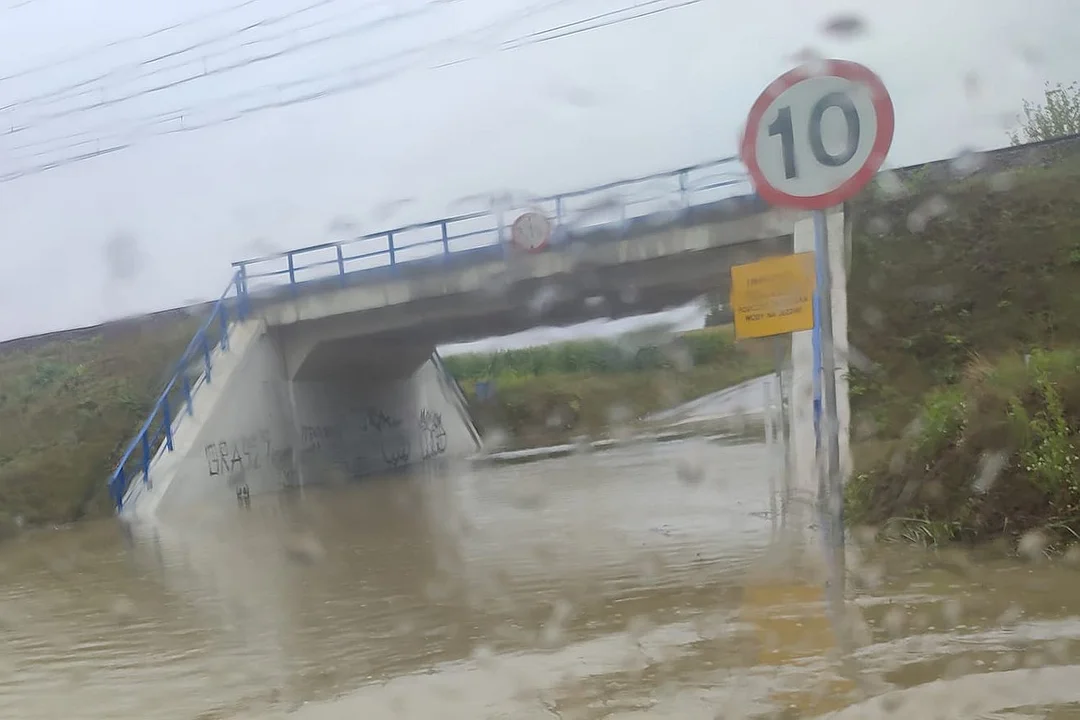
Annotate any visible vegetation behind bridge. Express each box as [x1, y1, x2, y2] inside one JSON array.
[[443, 326, 774, 449]]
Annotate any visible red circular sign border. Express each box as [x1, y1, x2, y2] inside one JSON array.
[[509, 211, 552, 254], [739, 59, 895, 210]]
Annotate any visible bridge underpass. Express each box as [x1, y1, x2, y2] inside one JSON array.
[[111, 158, 850, 524]]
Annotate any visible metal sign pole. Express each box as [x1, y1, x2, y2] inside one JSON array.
[[812, 209, 846, 627], [773, 337, 791, 531]]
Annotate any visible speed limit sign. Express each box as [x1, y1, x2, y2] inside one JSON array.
[[509, 211, 551, 253], [740, 59, 894, 209]]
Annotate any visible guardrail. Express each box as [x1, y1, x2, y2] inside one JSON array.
[[108, 271, 249, 511], [232, 157, 750, 294]]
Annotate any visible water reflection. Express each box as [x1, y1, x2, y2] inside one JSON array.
[[1, 440, 1080, 718]]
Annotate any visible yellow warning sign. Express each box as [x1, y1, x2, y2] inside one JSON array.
[[730, 252, 816, 340]]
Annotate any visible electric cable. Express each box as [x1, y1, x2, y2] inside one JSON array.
[[0, 0, 710, 183]]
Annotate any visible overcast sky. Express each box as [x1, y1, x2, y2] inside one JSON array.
[[0, 0, 1074, 346]]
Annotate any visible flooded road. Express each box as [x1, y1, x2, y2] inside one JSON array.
[[3, 439, 1080, 718]]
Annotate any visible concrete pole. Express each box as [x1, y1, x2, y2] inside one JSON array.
[[786, 206, 851, 545]]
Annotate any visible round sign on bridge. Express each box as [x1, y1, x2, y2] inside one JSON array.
[[740, 59, 894, 210], [509, 211, 551, 253]]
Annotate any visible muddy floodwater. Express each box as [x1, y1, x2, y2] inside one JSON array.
[[3, 439, 1080, 719]]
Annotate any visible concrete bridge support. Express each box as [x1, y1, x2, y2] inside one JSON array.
[[122, 321, 480, 523]]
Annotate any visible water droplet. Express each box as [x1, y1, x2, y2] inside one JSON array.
[[1064, 544, 1080, 565], [867, 216, 891, 236], [539, 598, 574, 647], [883, 606, 906, 637], [963, 71, 980, 100], [676, 448, 706, 485], [627, 614, 654, 641], [973, 451, 1006, 494], [327, 215, 359, 237], [875, 170, 907, 199], [103, 232, 141, 281], [861, 306, 884, 328], [790, 47, 823, 64], [528, 285, 560, 317], [988, 171, 1017, 193], [109, 596, 137, 626], [997, 603, 1024, 626], [471, 644, 497, 670], [821, 13, 866, 38], [857, 562, 884, 590], [951, 148, 986, 177], [942, 598, 964, 627], [906, 210, 929, 233], [1018, 531, 1048, 562]]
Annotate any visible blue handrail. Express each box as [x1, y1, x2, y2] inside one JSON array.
[[108, 271, 250, 511], [232, 157, 749, 293]]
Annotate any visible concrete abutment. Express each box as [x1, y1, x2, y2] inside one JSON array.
[[123, 321, 480, 522]]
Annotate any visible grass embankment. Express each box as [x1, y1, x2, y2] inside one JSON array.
[[846, 144, 1080, 546], [444, 326, 774, 449], [0, 310, 203, 530]]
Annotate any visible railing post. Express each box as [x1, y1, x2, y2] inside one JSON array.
[[140, 432, 151, 484], [183, 375, 193, 415], [163, 399, 174, 451], [219, 306, 229, 351], [112, 470, 124, 511], [678, 171, 689, 208], [440, 221, 449, 255], [287, 253, 297, 293], [555, 196, 564, 225], [336, 244, 346, 285], [236, 266, 249, 319], [202, 333, 212, 383], [387, 232, 396, 267]]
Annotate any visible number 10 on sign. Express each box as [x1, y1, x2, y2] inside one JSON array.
[[740, 59, 894, 211]]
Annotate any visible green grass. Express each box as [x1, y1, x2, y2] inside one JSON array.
[[444, 325, 773, 449], [847, 348, 1080, 546], [846, 140, 1080, 545], [460, 359, 772, 450], [0, 310, 204, 527], [443, 325, 743, 382]]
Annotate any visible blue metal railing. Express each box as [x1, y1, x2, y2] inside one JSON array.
[[233, 157, 750, 294], [108, 271, 250, 511]]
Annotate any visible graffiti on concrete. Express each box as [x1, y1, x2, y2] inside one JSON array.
[[270, 446, 298, 486], [418, 409, 447, 460], [299, 407, 412, 473], [358, 407, 401, 433], [370, 409, 410, 469], [295, 404, 451, 475], [205, 429, 271, 479], [300, 424, 338, 450]]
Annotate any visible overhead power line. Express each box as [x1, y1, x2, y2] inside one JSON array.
[[0, 0, 572, 159], [0, 0, 710, 184], [0, 0, 367, 113], [0, 0, 279, 83], [0, 0, 429, 129]]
